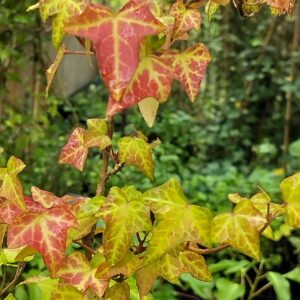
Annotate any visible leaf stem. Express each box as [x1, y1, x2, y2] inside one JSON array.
[[0, 262, 25, 296], [64, 50, 95, 56], [249, 282, 272, 299], [188, 244, 229, 255], [247, 261, 265, 300], [0, 265, 7, 292], [74, 241, 96, 255], [96, 116, 114, 196]]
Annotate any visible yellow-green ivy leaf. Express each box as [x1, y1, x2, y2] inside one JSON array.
[[118, 136, 154, 180], [83, 119, 112, 150], [105, 282, 130, 300], [97, 186, 152, 265]]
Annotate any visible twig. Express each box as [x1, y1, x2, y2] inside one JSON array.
[[177, 291, 201, 300], [0, 265, 7, 292], [249, 282, 272, 299], [74, 241, 96, 255], [247, 261, 264, 300], [188, 244, 229, 255], [64, 50, 95, 56], [0, 262, 25, 296], [96, 116, 114, 196]]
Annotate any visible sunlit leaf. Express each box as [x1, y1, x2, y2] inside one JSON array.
[[57, 252, 108, 297], [143, 180, 212, 265], [216, 278, 245, 300], [59, 128, 88, 171], [266, 0, 295, 15], [39, 0, 89, 48], [211, 201, 261, 260], [163, 44, 211, 102], [0, 224, 7, 248], [205, 1, 220, 20], [97, 186, 152, 264], [0, 156, 27, 212], [65, 1, 164, 101], [4, 294, 16, 300], [170, 0, 201, 39], [138, 97, 159, 128], [118, 136, 154, 180], [8, 207, 77, 276], [107, 54, 173, 116]]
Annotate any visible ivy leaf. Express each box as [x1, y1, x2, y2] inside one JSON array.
[[170, 0, 201, 39], [57, 252, 108, 297], [46, 44, 66, 95], [31, 186, 70, 209], [105, 282, 130, 300], [107, 54, 173, 116], [7, 207, 78, 276], [51, 283, 84, 299], [4, 294, 16, 300], [138, 97, 159, 128], [39, 0, 89, 48], [163, 44, 211, 102], [118, 136, 154, 180], [266, 0, 295, 15], [205, 1, 220, 20], [143, 204, 212, 265], [59, 128, 88, 171], [0, 156, 27, 212], [97, 186, 152, 265], [211, 201, 261, 260], [137, 250, 211, 297], [0, 224, 7, 248], [280, 173, 300, 228], [96, 251, 140, 280], [65, 1, 164, 101], [143, 179, 189, 217], [83, 119, 111, 149]]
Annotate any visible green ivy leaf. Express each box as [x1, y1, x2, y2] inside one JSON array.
[[216, 278, 245, 300], [267, 271, 291, 300]]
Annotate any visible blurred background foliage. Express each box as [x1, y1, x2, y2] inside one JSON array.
[[0, 0, 300, 299]]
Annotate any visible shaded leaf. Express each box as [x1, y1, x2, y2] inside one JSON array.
[[105, 282, 130, 300], [46, 44, 65, 95], [83, 119, 111, 149], [216, 278, 245, 300], [266, 271, 291, 300], [284, 267, 300, 283]]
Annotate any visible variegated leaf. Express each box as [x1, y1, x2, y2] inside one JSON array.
[[163, 44, 211, 102], [118, 136, 154, 180], [59, 128, 88, 171], [97, 186, 152, 265], [65, 1, 164, 101], [8, 207, 78, 276], [57, 252, 108, 297]]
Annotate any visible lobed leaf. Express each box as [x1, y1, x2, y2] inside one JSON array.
[[143, 204, 212, 265], [8, 207, 78, 276], [170, 0, 201, 39], [163, 44, 211, 102], [118, 136, 154, 179], [107, 54, 173, 116], [39, 0, 89, 48], [97, 186, 152, 265], [105, 282, 130, 300], [83, 119, 111, 149], [65, 1, 164, 101], [57, 252, 108, 297], [51, 283, 84, 299], [59, 128, 88, 171]]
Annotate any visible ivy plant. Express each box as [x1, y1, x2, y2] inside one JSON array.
[[0, 0, 298, 299]]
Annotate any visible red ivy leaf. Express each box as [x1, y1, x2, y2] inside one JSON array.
[[163, 43, 211, 102], [8, 207, 78, 276], [170, 0, 201, 39], [57, 252, 108, 297], [65, 0, 165, 101], [59, 128, 88, 171], [107, 54, 173, 116]]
